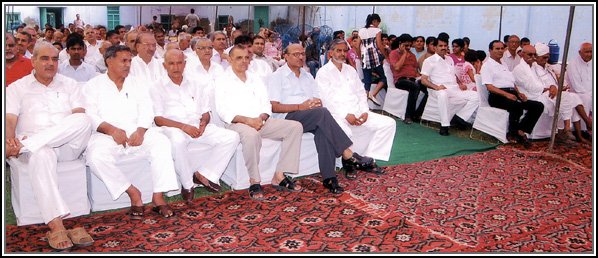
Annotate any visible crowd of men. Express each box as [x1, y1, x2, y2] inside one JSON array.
[[4, 16, 592, 250]]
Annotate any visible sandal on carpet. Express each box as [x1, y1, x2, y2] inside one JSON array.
[[128, 205, 145, 220], [344, 167, 358, 180], [272, 177, 302, 193], [323, 177, 344, 194], [46, 230, 73, 251], [362, 162, 385, 175], [249, 184, 265, 201], [67, 227, 94, 247], [152, 204, 175, 218]]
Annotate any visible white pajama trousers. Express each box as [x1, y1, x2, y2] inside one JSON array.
[[569, 92, 592, 130], [160, 124, 240, 190], [538, 91, 576, 130], [431, 88, 479, 127], [10, 113, 92, 224], [336, 111, 396, 161], [85, 127, 178, 200]]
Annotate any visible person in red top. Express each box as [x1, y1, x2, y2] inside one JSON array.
[[6, 33, 34, 86], [389, 33, 428, 124]]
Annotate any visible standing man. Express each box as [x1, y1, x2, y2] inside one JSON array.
[[58, 35, 98, 82], [480, 40, 544, 145], [501, 35, 522, 71], [6, 33, 34, 86], [269, 43, 383, 191], [185, 8, 200, 33], [214, 45, 304, 201], [83, 45, 179, 219], [565, 42, 593, 141], [152, 49, 240, 201], [73, 14, 85, 29], [6, 41, 94, 250], [316, 39, 396, 165], [420, 34, 479, 136]]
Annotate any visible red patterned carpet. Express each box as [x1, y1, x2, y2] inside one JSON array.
[[4, 146, 593, 253]]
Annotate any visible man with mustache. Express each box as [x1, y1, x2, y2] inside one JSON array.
[[151, 49, 240, 201], [315, 38, 396, 173], [6, 41, 94, 250], [5, 33, 34, 86], [83, 45, 179, 219]]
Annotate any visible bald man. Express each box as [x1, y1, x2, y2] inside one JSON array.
[[565, 42, 593, 140], [152, 49, 239, 202]]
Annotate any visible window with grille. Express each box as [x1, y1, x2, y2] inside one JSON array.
[[107, 6, 120, 30]]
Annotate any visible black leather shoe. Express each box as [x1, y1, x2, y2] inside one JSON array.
[[323, 177, 344, 194], [439, 126, 449, 136], [181, 186, 194, 203]]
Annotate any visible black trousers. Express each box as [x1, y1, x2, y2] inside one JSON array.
[[394, 78, 428, 120], [488, 88, 544, 135], [285, 107, 353, 179]]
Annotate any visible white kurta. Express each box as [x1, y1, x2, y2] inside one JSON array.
[[211, 49, 230, 70], [214, 68, 272, 124], [83, 73, 178, 200], [6, 73, 92, 223], [315, 61, 396, 161], [421, 54, 479, 126], [151, 76, 240, 189], [500, 50, 522, 72], [565, 56, 592, 119], [129, 55, 166, 88]]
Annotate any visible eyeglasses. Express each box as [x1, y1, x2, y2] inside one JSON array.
[[198, 46, 213, 50], [6, 43, 16, 47], [289, 52, 306, 57], [138, 42, 156, 48]]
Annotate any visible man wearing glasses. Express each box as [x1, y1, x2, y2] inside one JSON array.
[[501, 35, 523, 71], [480, 40, 543, 145], [5, 33, 34, 86], [129, 32, 166, 84]]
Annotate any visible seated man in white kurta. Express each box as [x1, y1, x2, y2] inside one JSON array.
[[565, 42, 593, 141], [6, 42, 94, 250], [315, 38, 396, 164], [420, 34, 479, 136], [129, 32, 166, 84], [512, 45, 578, 147], [533, 43, 592, 144], [152, 49, 240, 203], [83, 45, 179, 220]]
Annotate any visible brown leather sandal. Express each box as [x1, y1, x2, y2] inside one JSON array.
[[47, 230, 73, 251], [152, 204, 175, 218], [68, 227, 94, 247], [129, 205, 145, 220]]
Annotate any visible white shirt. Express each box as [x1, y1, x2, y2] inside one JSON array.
[[58, 61, 99, 82], [500, 50, 521, 72], [24, 49, 33, 59], [59, 48, 69, 64], [248, 58, 273, 86], [155, 44, 166, 58], [214, 68, 272, 124], [421, 53, 458, 88], [211, 49, 230, 70], [182, 47, 194, 55], [254, 53, 282, 72], [85, 40, 103, 66], [315, 61, 369, 119], [6, 73, 83, 138], [480, 58, 516, 89], [129, 55, 166, 87], [83, 73, 154, 136], [565, 56, 592, 93], [95, 59, 108, 74], [512, 59, 545, 101], [268, 64, 319, 119], [533, 62, 559, 89], [151, 75, 210, 125]]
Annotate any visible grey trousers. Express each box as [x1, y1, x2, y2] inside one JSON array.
[[226, 118, 303, 183], [285, 107, 353, 180]]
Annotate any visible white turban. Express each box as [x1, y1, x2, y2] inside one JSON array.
[[535, 42, 550, 56]]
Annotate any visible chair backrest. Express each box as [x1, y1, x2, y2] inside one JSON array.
[[475, 74, 490, 107], [383, 60, 394, 86]]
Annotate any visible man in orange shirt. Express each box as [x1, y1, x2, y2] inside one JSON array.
[[6, 33, 34, 86]]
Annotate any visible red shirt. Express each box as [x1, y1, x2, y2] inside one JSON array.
[[6, 55, 34, 86], [389, 49, 418, 84]]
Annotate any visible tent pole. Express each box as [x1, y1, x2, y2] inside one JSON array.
[[548, 6, 575, 153], [498, 6, 503, 40]]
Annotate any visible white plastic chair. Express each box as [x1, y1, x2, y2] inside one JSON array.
[[470, 75, 510, 143]]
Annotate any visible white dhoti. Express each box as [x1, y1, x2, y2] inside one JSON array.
[[160, 124, 240, 189], [335, 111, 396, 161], [9, 113, 92, 224], [430, 87, 479, 126], [537, 91, 576, 130], [85, 127, 179, 200], [569, 92, 592, 130]]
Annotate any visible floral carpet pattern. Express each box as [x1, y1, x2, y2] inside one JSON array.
[[5, 145, 593, 253]]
